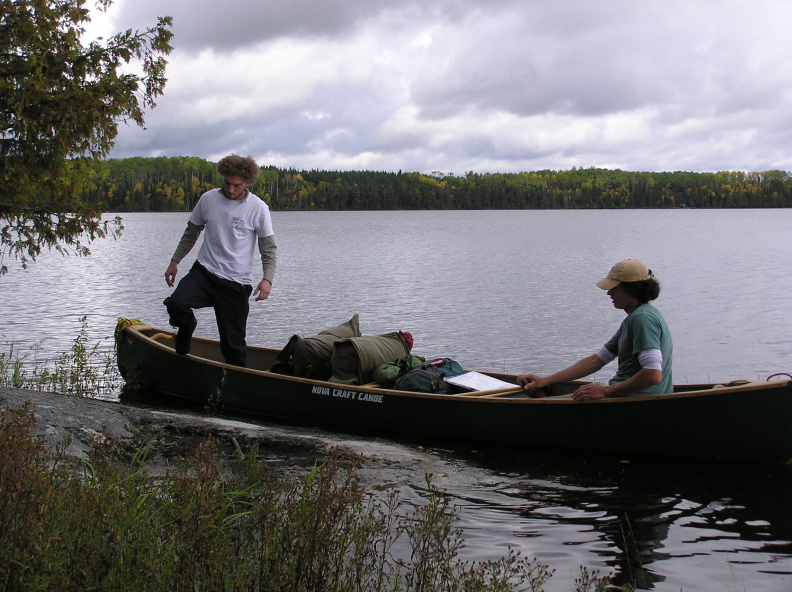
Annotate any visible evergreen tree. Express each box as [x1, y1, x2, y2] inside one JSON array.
[[0, 0, 172, 275]]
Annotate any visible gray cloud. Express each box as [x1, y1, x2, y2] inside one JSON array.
[[113, 0, 482, 49], [102, 0, 792, 173]]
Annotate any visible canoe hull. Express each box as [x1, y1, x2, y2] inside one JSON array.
[[116, 323, 792, 464]]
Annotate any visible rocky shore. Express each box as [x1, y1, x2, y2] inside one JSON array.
[[0, 386, 481, 488]]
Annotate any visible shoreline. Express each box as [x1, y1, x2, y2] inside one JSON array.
[[0, 386, 470, 486]]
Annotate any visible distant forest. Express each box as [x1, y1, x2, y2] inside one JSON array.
[[80, 156, 792, 212]]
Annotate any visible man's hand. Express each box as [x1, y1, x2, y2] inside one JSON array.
[[165, 260, 179, 287], [573, 368, 662, 400], [516, 373, 549, 392], [253, 279, 272, 301], [571, 383, 608, 400]]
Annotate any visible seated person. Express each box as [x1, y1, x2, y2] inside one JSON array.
[[517, 259, 673, 400]]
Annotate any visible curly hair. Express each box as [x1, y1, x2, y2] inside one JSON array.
[[217, 154, 259, 185], [620, 277, 661, 303]]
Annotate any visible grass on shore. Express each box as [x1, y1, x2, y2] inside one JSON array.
[[0, 316, 120, 399]]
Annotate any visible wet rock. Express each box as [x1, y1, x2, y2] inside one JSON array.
[[0, 387, 467, 486]]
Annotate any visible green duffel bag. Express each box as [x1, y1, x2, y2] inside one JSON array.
[[272, 314, 361, 379], [328, 332, 411, 385], [372, 354, 426, 388]]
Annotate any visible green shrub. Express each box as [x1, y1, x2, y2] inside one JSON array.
[[0, 402, 619, 592]]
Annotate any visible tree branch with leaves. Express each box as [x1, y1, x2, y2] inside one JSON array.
[[0, 0, 173, 275]]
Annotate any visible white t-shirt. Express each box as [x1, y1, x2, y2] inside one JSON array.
[[189, 189, 274, 285]]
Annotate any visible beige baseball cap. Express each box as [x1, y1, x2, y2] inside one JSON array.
[[597, 259, 651, 290]]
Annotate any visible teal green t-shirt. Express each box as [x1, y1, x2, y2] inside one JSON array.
[[604, 303, 673, 395]]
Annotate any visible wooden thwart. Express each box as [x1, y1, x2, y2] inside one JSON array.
[[451, 386, 523, 398]]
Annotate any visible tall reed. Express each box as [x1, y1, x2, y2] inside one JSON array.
[[0, 316, 120, 398]]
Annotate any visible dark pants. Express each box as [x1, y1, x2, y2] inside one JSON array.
[[164, 262, 252, 366]]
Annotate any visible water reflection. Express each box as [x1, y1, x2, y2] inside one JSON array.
[[431, 443, 792, 591]]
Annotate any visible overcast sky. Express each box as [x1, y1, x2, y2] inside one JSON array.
[[92, 0, 792, 175]]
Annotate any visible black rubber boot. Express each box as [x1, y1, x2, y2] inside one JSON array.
[[175, 316, 197, 355]]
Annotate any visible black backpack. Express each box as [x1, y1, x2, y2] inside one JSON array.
[[392, 358, 464, 393]]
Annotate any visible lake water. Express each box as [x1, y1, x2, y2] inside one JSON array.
[[2, 209, 791, 590]]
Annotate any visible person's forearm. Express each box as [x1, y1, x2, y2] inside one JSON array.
[[604, 368, 662, 397], [546, 354, 606, 384], [171, 222, 203, 262], [258, 235, 277, 284]]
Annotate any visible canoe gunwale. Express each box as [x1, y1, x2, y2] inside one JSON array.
[[122, 324, 791, 403]]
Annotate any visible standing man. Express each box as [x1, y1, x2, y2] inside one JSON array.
[[164, 154, 276, 367]]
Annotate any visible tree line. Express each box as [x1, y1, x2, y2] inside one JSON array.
[[81, 157, 792, 212]]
